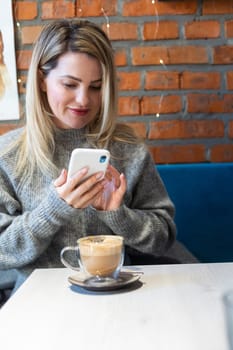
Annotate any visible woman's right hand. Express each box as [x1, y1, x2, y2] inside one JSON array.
[[53, 167, 106, 209]]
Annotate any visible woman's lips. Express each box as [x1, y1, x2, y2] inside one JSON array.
[[68, 107, 89, 116]]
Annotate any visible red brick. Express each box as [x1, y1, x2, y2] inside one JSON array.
[[14, 1, 37, 20], [185, 20, 220, 39], [132, 46, 167, 65], [118, 96, 140, 115], [149, 144, 206, 164], [213, 46, 233, 64], [117, 72, 141, 91], [126, 122, 147, 139], [148, 120, 224, 140], [187, 93, 233, 113], [115, 49, 127, 66], [145, 71, 180, 90], [226, 72, 233, 90], [225, 20, 233, 38], [42, 1, 75, 19], [0, 124, 19, 135], [181, 72, 221, 90], [76, 0, 117, 17], [168, 46, 208, 64], [143, 21, 179, 40], [228, 120, 233, 138], [16, 50, 32, 70], [132, 46, 208, 66], [123, 0, 197, 16], [102, 23, 138, 40], [211, 144, 233, 162], [203, 0, 233, 14], [21, 26, 42, 45], [141, 95, 182, 115]]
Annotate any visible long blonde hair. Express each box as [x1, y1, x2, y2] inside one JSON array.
[[10, 20, 139, 175]]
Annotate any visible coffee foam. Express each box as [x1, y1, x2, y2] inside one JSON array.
[[79, 236, 122, 256]]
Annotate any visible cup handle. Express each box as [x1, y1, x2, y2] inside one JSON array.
[[60, 246, 80, 271]]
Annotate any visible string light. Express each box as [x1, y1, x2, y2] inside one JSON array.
[[13, 1, 22, 89], [150, 1, 169, 119], [156, 59, 169, 118], [150, 0, 164, 118], [152, 0, 159, 39], [101, 7, 110, 36]]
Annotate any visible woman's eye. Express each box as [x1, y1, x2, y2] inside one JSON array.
[[90, 85, 101, 90], [63, 83, 76, 89]]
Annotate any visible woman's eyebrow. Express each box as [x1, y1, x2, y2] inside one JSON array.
[[61, 75, 102, 84]]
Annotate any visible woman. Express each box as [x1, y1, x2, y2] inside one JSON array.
[[0, 19, 196, 292]]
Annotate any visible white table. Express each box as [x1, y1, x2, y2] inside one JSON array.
[[0, 263, 233, 350]]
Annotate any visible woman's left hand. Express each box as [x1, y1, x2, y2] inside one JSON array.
[[93, 165, 127, 211]]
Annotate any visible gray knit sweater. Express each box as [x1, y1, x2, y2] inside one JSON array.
[[0, 127, 195, 290]]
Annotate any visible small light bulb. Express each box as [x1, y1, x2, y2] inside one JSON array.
[[17, 78, 21, 84], [159, 59, 164, 64], [156, 113, 160, 118]]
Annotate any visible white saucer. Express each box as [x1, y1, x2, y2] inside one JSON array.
[[68, 270, 142, 291]]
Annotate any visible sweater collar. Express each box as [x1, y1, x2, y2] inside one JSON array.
[[54, 126, 87, 142]]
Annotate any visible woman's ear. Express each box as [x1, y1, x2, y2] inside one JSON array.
[[38, 69, 46, 92]]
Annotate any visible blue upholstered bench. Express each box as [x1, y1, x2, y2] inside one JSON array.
[[157, 162, 233, 263]]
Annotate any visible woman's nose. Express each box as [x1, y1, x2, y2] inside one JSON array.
[[76, 87, 89, 106]]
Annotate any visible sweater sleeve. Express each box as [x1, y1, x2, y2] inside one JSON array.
[[93, 146, 176, 256], [0, 181, 77, 269]]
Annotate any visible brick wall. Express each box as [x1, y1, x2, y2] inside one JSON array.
[[2, 0, 233, 163]]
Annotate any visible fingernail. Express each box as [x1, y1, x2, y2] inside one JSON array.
[[96, 172, 104, 180], [79, 167, 88, 174]]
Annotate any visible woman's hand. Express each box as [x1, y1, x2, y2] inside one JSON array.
[[54, 167, 106, 209], [92, 165, 127, 211]]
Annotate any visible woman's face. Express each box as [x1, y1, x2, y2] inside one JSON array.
[[41, 52, 102, 129]]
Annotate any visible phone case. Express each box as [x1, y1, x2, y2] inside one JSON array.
[[67, 148, 110, 180]]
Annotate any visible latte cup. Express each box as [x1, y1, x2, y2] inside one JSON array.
[[60, 235, 124, 284]]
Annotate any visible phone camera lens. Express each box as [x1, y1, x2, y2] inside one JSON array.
[[99, 155, 107, 163]]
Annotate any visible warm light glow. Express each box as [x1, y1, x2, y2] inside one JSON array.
[[101, 7, 110, 36]]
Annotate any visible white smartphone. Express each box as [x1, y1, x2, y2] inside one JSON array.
[[67, 148, 110, 181]]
